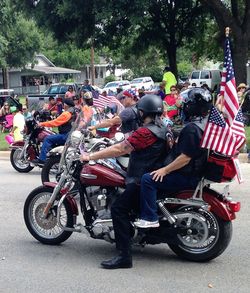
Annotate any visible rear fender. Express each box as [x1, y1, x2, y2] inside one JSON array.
[[43, 182, 78, 215], [175, 189, 235, 221]]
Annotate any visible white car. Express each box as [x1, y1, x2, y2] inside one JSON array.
[[102, 80, 131, 94], [130, 77, 154, 91]]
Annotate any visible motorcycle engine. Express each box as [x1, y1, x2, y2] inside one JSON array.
[[85, 186, 120, 241]]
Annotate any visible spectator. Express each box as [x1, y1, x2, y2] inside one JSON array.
[[0, 102, 10, 119], [22, 105, 32, 120], [162, 66, 177, 95], [82, 79, 93, 92], [65, 86, 76, 99], [48, 96, 58, 116], [163, 85, 182, 122], [237, 83, 247, 104], [10, 105, 25, 142]]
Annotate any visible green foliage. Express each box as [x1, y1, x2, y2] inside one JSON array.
[[104, 75, 116, 84]]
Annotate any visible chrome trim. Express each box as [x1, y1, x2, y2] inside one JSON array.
[[80, 174, 97, 179]]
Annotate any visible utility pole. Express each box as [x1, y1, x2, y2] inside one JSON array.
[[90, 39, 95, 85]]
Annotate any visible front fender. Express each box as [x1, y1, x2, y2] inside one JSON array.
[[9, 140, 24, 149], [43, 182, 78, 215]]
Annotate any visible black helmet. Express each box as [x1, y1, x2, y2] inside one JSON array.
[[180, 87, 212, 118], [137, 94, 163, 115]]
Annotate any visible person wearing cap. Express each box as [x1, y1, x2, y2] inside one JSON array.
[[32, 99, 76, 165], [10, 105, 25, 142], [237, 83, 247, 103], [88, 90, 139, 135]]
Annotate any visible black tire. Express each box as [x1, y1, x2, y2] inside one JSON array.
[[10, 148, 34, 173], [23, 185, 74, 245], [168, 212, 232, 262], [41, 155, 61, 183]]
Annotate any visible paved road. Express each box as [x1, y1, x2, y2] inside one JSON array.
[[0, 157, 250, 293]]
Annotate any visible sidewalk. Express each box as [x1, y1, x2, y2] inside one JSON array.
[[0, 150, 249, 163]]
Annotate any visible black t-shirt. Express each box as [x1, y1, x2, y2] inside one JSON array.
[[170, 123, 208, 176]]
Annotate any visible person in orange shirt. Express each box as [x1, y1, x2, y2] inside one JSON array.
[[32, 99, 76, 165]]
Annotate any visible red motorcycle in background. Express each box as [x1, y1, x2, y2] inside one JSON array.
[[23, 111, 240, 262], [9, 113, 55, 172]]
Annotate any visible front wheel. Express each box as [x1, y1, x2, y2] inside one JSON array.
[[10, 148, 34, 173], [41, 155, 61, 183], [168, 210, 232, 262], [23, 186, 74, 245]]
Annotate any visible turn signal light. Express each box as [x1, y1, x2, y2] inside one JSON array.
[[228, 201, 241, 212]]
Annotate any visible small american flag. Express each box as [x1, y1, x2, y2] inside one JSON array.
[[93, 94, 124, 113], [231, 109, 246, 150], [219, 37, 239, 126], [201, 107, 238, 156]]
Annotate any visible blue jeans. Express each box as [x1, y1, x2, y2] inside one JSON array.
[[39, 133, 68, 161], [140, 173, 200, 221]]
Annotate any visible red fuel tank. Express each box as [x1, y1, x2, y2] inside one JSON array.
[[37, 129, 54, 142], [80, 163, 125, 187]]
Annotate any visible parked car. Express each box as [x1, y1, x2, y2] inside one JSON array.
[[189, 70, 221, 92], [0, 89, 21, 109], [26, 82, 80, 111], [130, 77, 154, 91], [102, 80, 131, 94]]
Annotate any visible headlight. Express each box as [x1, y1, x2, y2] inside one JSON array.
[[70, 130, 82, 147]]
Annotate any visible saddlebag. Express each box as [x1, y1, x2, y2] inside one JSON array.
[[204, 153, 236, 182]]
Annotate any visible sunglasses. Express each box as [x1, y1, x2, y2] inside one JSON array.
[[4, 104, 9, 106]]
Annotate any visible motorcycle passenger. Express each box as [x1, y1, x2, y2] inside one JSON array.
[[32, 99, 76, 165], [88, 90, 139, 136], [134, 88, 212, 228], [81, 94, 172, 269]]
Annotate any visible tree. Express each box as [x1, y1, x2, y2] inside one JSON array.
[[0, 0, 42, 88], [199, 0, 250, 83]]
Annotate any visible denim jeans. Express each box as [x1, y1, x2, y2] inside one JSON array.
[[39, 133, 68, 161], [140, 172, 200, 221]]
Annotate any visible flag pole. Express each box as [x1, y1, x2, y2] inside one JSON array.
[[218, 27, 230, 114]]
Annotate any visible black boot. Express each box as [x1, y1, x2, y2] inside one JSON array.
[[101, 253, 132, 269]]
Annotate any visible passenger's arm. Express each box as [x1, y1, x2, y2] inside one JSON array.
[[88, 115, 121, 130], [150, 153, 191, 182]]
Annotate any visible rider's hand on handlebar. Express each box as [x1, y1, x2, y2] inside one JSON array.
[[80, 153, 90, 162]]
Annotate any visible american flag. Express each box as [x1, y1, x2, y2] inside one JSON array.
[[219, 37, 239, 126], [201, 106, 239, 156], [93, 93, 124, 113], [231, 109, 246, 150]]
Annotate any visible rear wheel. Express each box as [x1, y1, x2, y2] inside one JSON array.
[[168, 209, 232, 262], [10, 148, 34, 173], [23, 186, 74, 245], [41, 155, 61, 183]]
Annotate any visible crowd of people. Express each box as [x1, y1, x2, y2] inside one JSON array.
[[1, 70, 250, 269]]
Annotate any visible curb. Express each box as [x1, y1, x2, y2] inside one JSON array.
[[0, 151, 249, 163]]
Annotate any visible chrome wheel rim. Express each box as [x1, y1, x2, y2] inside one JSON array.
[[13, 149, 30, 169], [28, 191, 68, 239]]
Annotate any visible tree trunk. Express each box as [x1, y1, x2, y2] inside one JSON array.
[[2, 67, 9, 89], [166, 45, 178, 79], [232, 35, 248, 84]]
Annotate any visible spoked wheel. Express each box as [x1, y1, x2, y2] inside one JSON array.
[[41, 156, 61, 183], [10, 148, 34, 173], [23, 186, 74, 245], [168, 209, 232, 262]]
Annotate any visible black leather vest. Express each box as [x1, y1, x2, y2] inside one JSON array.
[[58, 108, 76, 134], [126, 123, 169, 184], [120, 105, 139, 134]]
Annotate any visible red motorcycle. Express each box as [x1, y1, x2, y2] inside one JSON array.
[[9, 115, 55, 172], [23, 113, 240, 262]]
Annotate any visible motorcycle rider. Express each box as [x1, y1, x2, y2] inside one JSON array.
[[88, 90, 139, 136], [81, 94, 172, 269], [32, 98, 76, 165], [135, 88, 212, 228]]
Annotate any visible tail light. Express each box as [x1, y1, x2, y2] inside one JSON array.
[[227, 201, 241, 213]]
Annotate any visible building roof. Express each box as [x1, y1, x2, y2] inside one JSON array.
[[9, 54, 81, 75]]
